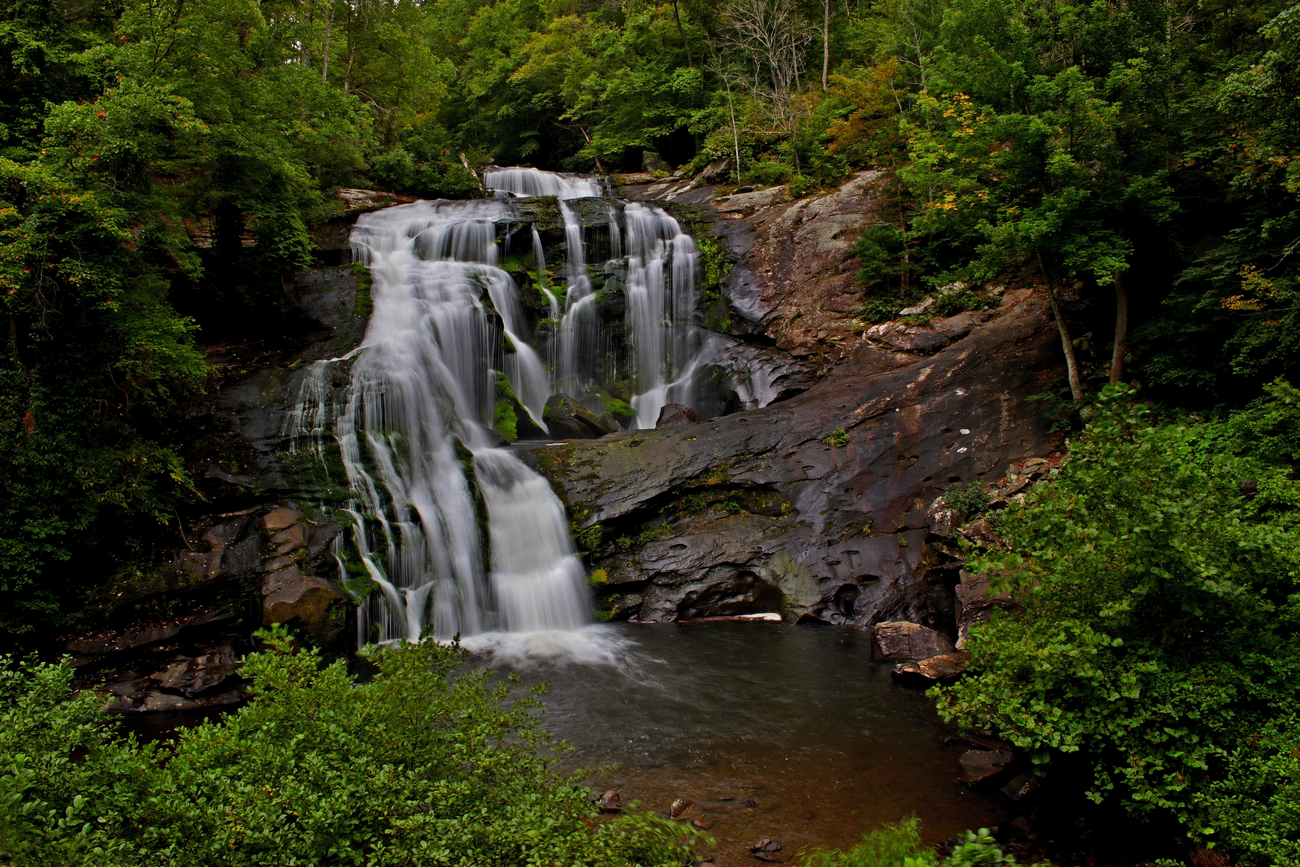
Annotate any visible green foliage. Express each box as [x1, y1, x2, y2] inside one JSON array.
[[571, 522, 604, 558], [933, 384, 1300, 848], [1200, 716, 1300, 867], [944, 829, 1016, 867], [0, 159, 207, 638], [932, 288, 994, 318], [823, 428, 851, 448], [802, 816, 932, 867], [853, 222, 913, 291], [493, 373, 520, 440], [0, 632, 701, 866]]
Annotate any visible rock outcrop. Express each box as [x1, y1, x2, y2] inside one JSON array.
[[872, 621, 956, 661], [655, 403, 700, 428], [536, 288, 1059, 628], [70, 501, 353, 713]]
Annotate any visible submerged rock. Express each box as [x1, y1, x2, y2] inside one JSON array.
[[959, 749, 1013, 786]]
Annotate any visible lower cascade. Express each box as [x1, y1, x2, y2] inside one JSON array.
[[287, 168, 704, 643]]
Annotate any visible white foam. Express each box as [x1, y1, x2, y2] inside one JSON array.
[[461, 626, 633, 670]]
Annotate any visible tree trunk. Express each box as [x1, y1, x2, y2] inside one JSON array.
[[321, 1, 332, 83], [723, 74, 742, 183], [671, 0, 693, 67], [821, 0, 830, 91], [1109, 272, 1128, 386], [1039, 253, 1084, 402]]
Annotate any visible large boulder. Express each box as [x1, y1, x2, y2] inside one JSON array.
[[543, 394, 621, 439], [642, 150, 672, 174], [261, 564, 347, 647], [695, 158, 733, 184], [655, 403, 700, 428], [872, 621, 956, 661]]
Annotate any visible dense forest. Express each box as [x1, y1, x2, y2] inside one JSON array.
[[2, 0, 1300, 864]]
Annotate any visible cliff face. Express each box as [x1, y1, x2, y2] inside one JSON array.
[[538, 174, 1061, 629]]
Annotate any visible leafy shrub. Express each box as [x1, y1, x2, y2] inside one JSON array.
[[802, 816, 930, 866], [745, 159, 793, 188], [853, 222, 914, 291], [933, 383, 1300, 847], [0, 631, 699, 866], [931, 288, 994, 318], [942, 482, 990, 516], [788, 174, 818, 198], [945, 829, 1016, 866]]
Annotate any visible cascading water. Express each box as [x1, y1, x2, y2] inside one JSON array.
[[286, 168, 706, 644], [484, 167, 702, 425]]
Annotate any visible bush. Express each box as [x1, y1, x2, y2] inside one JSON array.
[[933, 383, 1300, 851], [802, 818, 1017, 867], [1199, 717, 1300, 867], [0, 631, 700, 866]]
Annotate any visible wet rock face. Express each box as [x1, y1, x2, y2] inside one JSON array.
[[566, 173, 1065, 629], [212, 263, 369, 499], [538, 290, 1058, 628], [622, 172, 891, 373]]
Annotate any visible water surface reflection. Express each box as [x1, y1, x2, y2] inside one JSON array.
[[476, 622, 1002, 865]]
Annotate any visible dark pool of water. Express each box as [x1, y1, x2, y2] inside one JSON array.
[[480, 622, 1002, 866]]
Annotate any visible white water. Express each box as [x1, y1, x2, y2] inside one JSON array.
[[285, 169, 707, 644]]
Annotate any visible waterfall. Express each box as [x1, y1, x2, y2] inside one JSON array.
[[316, 199, 587, 643], [286, 169, 706, 644]]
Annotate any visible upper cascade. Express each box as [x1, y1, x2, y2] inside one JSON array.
[[484, 166, 604, 199], [284, 168, 707, 644]]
